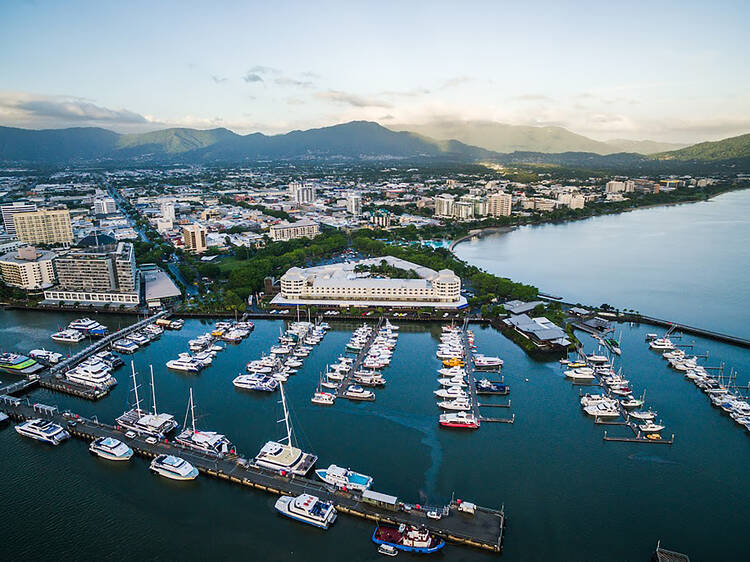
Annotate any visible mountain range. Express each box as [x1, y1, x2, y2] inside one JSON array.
[[0, 121, 749, 171]]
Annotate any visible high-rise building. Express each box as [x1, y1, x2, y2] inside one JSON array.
[[288, 181, 316, 205], [1, 201, 37, 235], [606, 180, 626, 193], [0, 246, 57, 290], [160, 201, 176, 221], [453, 201, 475, 220], [434, 194, 455, 217], [488, 192, 512, 217], [93, 197, 117, 215], [44, 239, 139, 305], [13, 209, 74, 246], [269, 219, 320, 241], [183, 224, 208, 253], [346, 192, 362, 216], [461, 194, 488, 217]]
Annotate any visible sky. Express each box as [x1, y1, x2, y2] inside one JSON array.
[[1, 0, 749, 143]]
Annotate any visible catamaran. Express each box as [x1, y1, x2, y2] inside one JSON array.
[[150, 454, 199, 481], [315, 464, 373, 491], [274, 493, 337, 529], [89, 436, 133, 461], [115, 363, 178, 438], [253, 382, 318, 476], [15, 418, 70, 445], [0, 352, 45, 375], [175, 388, 234, 456]]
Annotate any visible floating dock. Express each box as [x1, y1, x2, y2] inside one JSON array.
[[0, 395, 505, 554], [336, 317, 384, 399]]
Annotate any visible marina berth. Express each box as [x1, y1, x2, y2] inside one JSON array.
[[315, 464, 373, 492], [274, 494, 337, 529], [150, 454, 199, 481], [51, 328, 86, 343], [0, 352, 45, 375], [372, 524, 446, 554], [15, 418, 70, 445], [89, 436, 133, 461]]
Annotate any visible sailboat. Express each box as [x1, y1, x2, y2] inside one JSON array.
[[253, 382, 318, 476], [115, 363, 177, 438], [176, 388, 235, 456]]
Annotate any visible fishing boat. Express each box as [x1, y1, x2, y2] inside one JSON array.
[[254, 382, 318, 476], [439, 411, 480, 429], [344, 385, 375, 401], [315, 464, 373, 491], [115, 364, 178, 438], [176, 388, 234, 456], [372, 524, 445, 554], [0, 352, 45, 375], [15, 418, 70, 445], [274, 494, 337, 529], [51, 328, 86, 343], [89, 436, 133, 461], [150, 454, 199, 481]]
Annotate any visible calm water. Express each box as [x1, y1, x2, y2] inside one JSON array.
[[455, 189, 750, 339], [1, 310, 749, 561]]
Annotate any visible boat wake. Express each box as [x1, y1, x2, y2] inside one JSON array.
[[627, 453, 678, 465]]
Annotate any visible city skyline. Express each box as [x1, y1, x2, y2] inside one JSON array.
[[1, 0, 749, 143]]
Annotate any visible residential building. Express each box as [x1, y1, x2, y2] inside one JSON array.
[[269, 219, 320, 241], [0, 246, 57, 290], [453, 200, 475, 220], [183, 224, 208, 253], [488, 192, 512, 217], [289, 181, 315, 205], [13, 209, 74, 246], [434, 194, 455, 217], [160, 201, 176, 221], [272, 256, 466, 309], [605, 180, 627, 193], [346, 192, 362, 216], [93, 197, 117, 215], [557, 193, 585, 210], [155, 218, 173, 233], [1, 201, 37, 235], [461, 194, 488, 217], [44, 238, 139, 305]]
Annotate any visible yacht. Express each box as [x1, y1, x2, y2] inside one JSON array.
[[311, 391, 336, 405], [68, 318, 108, 337], [639, 421, 665, 433], [354, 372, 386, 387], [180, 351, 213, 367], [51, 328, 86, 343], [166, 357, 202, 373], [89, 436, 133, 461], [344, 385, 375, 401], [274, 494, 337, 529], [128, 332, 150, 346], [438, 377, 467, 387], [439, 411, 480, 429], [473, 354, 503, 370], [15, 418, 70, 445], [649, 338, 675, 351], [233, 373, 278, 392], [315, 464, 373, 491], [434, 386, 468, 400], [372, 524, 445, 554], [620, 397, 644, 409], [437, 398, 472, 411], [112, 338, 139, 354], [0, 352, 45, 375], [29, 349, 63, 365], [475, 379, 509, 394], [150, 455, 199, 480], [168, 319, 185, 330], [629, 410, 657, 421], [95, 351, 124, 369], [175, 388, 234, 456], [583, 402, 620, 418], [65, 363, 117, 389], [253, 383, 318, 476], [115, 364, 178, 438]]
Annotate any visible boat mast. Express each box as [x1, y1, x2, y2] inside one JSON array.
[[150, 365, 158, 415], [131, 361, 141, 412], [190, 387, 196, 434], [278, 382, 293, 446]]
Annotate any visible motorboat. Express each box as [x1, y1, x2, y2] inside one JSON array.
[[166, 358, 202, 373], [94, 351, 124, 368], [475, 379, 509, 395], [15, 418, 70, 445], [29, 349, 63, 365], [112, 339, 139, 354], [439, 411, 480, 429], [68, 318, 108, 337], [128, 332, 150, 346], [583, 402, 620, 418], [564, 367, 595, 382], [649, 338, 674, 351], [344, 385, 375, 401], [438, 377, 467, 387], [629, 410, 657, 421], [639, 422, 665, 433], [315, 464, 373, 491], [150, 454, 199, 480], [233, 373, 278, 392], [378, 544, 399, 557], [311, 391, 336, 405], [274, 493, 337, 529], [437, 399, 472, 411], [0, 352, 45, 375], [89, 436, 133, 461], [372, 524, 445, 554], [473, 354, 503, 370], [354, 372, 386, 387], [65, 363, 117, 389], [51, 328, 86, 343], [620, 397, 644, 409], [434, 386, 467, 400]]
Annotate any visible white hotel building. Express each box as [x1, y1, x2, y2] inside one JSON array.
[[272, 256, 466, 309]]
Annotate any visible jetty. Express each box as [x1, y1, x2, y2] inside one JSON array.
[[336, 317, 383, 399], [0, 394, 505, 554]]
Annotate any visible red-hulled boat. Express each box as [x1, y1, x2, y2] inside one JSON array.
[[438, 411, 480, 429], [372, 524, 445, 554]]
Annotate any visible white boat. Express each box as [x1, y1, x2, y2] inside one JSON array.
[[112, 338, 139, 354], [29, 349, 63, 365], [344, 385, 375, 401], [65, 363, 117, 389], [629, 410, 657, 421], [15, 418, 70, 445], [274, 493, 337, 529], [150, 454, 199, 480], [115, 364, 178, 438], [89, 436, 133, 461], [473, 354, 503, 369], [434, 386, 468, 400], [166, 358, 202, 373], [233, 373, 279, 392], [639, 422, 665, 433], [176, 388, 234, 456], [620, 397, 644, 409], [439, 411, 480, 429], [438, 377, 467, 387], [68, 318, 108, 336], [311, 391, 335, 405], [437, 399, 472, 411], [583, 402, 620, 418], [254, 382, 318, 476], [51, 328, 85, 343], [649, 338, 674, 351], [378, 544, 399, 557], [315, 464, 373, 491]]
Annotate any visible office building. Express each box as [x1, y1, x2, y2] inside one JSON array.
[[13, 209, 74, 246], [346, 192, 362, 216], [273, 257, 466, 309], [488, 192, 513, 217], [0, 246, 57, 290], [289, 181, 316, 205], [269, 219, 320, 242], [160, 201, 176, 221], [1, 201, 37, 235], [93, 197, 118, 215], [183, 224, 208, 253]]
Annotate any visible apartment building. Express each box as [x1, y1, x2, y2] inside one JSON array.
[[0, 246, 57, 290], [269, 219, 320, 241], [13, 209, 74, 246], [183, 224, 208, 253]]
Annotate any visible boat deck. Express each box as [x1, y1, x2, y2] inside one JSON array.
[[0, 395, 505, 553]]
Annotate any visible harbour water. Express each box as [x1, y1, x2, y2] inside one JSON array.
[[1, 310, 749, 560], [454, 189, 750, 339]]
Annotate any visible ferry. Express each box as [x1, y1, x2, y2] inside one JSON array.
[[89, 436, 133, 461], [372, 524, 445, 554], [29, 349, 63, 365], [439, 411, 480, 429], [0, 352, 45, 376], [315, 464, 373, 491], [15, 418, 70, 445], [274, 493, 337, 529], [51, 328, 86, 343], [150, 454, 199, 481], [112, 339, 139, 354], [68, 318, 108, 337]]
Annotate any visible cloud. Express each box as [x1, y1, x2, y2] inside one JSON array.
[[315, 90, 392, 108], [243, 72, 264, 83], [211, 75, 228, 84], [275, 77, 314, 88], [247, 65, 280, 75]]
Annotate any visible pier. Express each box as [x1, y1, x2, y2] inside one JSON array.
[[336, 317, 383, 399], [0, 395, 505, 554]]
